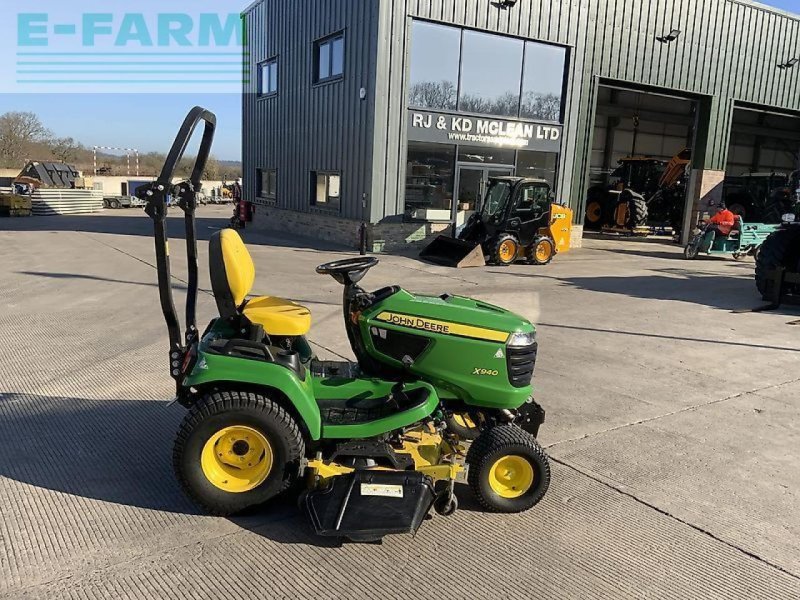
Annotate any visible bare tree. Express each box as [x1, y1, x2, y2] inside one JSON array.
[[521, 92, 561, 122], [0, 112, 51, 166], [50, 137, 82, 164], [408, 81, 457, 110]]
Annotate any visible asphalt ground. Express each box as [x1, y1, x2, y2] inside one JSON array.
[[1, 205, 798, 599]]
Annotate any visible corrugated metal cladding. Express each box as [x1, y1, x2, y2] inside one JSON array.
[[372, 0, 800, 222], [242, 0, 378, 219], [245, 0, 799, 223]]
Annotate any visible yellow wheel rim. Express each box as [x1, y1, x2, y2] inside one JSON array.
[[488, 455, 535, 499], [535, 241, 552, 262], [586, 201, 602, 223], [200, 425, 273, 493], [498, 240, 517, 262], [453, 413, 477, 429]]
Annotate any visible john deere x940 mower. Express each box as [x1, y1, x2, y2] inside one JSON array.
[[140, 108, 550, 541]]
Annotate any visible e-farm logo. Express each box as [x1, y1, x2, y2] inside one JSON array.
[[18, 13, 242, 48], [13, 11, 246, 92]]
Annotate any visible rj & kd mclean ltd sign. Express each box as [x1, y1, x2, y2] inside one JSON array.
[[408, 110, 562, 153]]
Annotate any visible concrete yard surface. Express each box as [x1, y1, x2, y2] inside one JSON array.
[[0, 205, 798, 599]]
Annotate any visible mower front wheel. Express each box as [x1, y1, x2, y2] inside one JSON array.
[[490, 234, 520, 266], [173, 390, 305, 516], [466, 425, 550, 513], [445, 412, 482, 440]]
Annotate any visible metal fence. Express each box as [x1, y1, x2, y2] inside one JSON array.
[[30, 189, 105, 216]]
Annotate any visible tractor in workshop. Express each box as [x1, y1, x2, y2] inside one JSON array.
[[585, 148, 691, 236]]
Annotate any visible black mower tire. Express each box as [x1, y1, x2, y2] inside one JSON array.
[[173, 390, 305, 516], [755, 228, 800, 296], [466, 425, 550, 513], [526, 236, 556, 265], [445, 412, 482, 440], [489, 234, 520, 266]]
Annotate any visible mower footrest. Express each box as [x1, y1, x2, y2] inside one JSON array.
[[303, 471, 435, 541], [318, 386, 430, 426]]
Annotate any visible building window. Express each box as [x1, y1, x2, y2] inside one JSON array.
[[258, 58, 278, 96], [257, 169, 277, 202], [407, 21, 568, 122], [315, 33, 344, 83], [311, 171, 341, 209], [407, 21, 460, 110], [520, 42, 566, 122], [459, 30, 524, 117], [516, 150, 559, 188], [404, 142, 455, 220]]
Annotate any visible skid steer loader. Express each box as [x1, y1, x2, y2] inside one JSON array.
[[420, 177, 572, 268]]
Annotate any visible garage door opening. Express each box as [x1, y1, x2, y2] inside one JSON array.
[[724, 106, 800, 224], [585, 84, 698, 240]]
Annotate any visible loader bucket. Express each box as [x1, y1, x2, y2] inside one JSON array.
[[419, 235, 486, 268]]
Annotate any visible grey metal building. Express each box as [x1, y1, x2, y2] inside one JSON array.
[[242, 0, 800, 249]]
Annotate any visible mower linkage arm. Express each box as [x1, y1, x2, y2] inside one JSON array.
[[139, 106, 217, 389]]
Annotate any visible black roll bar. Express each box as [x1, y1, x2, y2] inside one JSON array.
[[139, 107, 217, 385]]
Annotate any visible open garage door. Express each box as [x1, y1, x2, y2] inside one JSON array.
[[586, 84, 698, 238], [724, 106, 800, 224]]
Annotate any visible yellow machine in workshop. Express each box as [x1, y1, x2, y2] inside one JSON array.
[[420, 177, 573, 268]]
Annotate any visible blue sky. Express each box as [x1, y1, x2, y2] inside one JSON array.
[[0, 0, 797, 161]]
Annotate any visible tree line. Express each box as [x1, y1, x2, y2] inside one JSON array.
[[408, 81, 561, 122], [0, 111, 242, 180]]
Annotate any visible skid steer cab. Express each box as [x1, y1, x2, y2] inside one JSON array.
[[420, 176, 573, 268], [139, 108, 551, 543]]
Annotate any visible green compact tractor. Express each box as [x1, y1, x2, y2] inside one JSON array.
[[139, 108, 550, 541]]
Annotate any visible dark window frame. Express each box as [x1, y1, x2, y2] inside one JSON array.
[[310, 170, 342, 211], [406, 18, 570, 124], [314, 31, 345, 85], [258, 57, 279, 97], [257, 168, 277, 203]]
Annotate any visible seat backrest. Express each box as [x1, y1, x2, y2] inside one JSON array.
[[209, 229, 255, 317]]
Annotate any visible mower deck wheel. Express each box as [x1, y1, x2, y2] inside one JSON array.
[[433, 492, 458, 516], [174, 390, 305, 516], [466, 425, 550, 513], [490, 234, 520, 266]]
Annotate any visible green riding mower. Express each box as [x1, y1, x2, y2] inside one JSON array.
[[139, 108, 550, 541]]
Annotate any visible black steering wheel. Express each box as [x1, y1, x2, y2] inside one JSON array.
[[316, 256, 379, 285]]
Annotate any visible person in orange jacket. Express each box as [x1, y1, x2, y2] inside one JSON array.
[[700, 201, 737, 252]]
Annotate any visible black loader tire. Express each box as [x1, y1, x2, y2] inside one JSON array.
[[466, 425, 550, 513], [755, 228, 800, 297], [490, 234, 520, 266], [526, 236, 556, 265], [173, 390, 305, 516], [621, 190, 648, 228], [585, 200, 604, 228]]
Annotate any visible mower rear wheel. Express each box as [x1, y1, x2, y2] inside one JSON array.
[[174, 390, 305, 516], [526, 236, 555, 265], [490, 234, 519, 266], [466, 425, 550, 513]]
